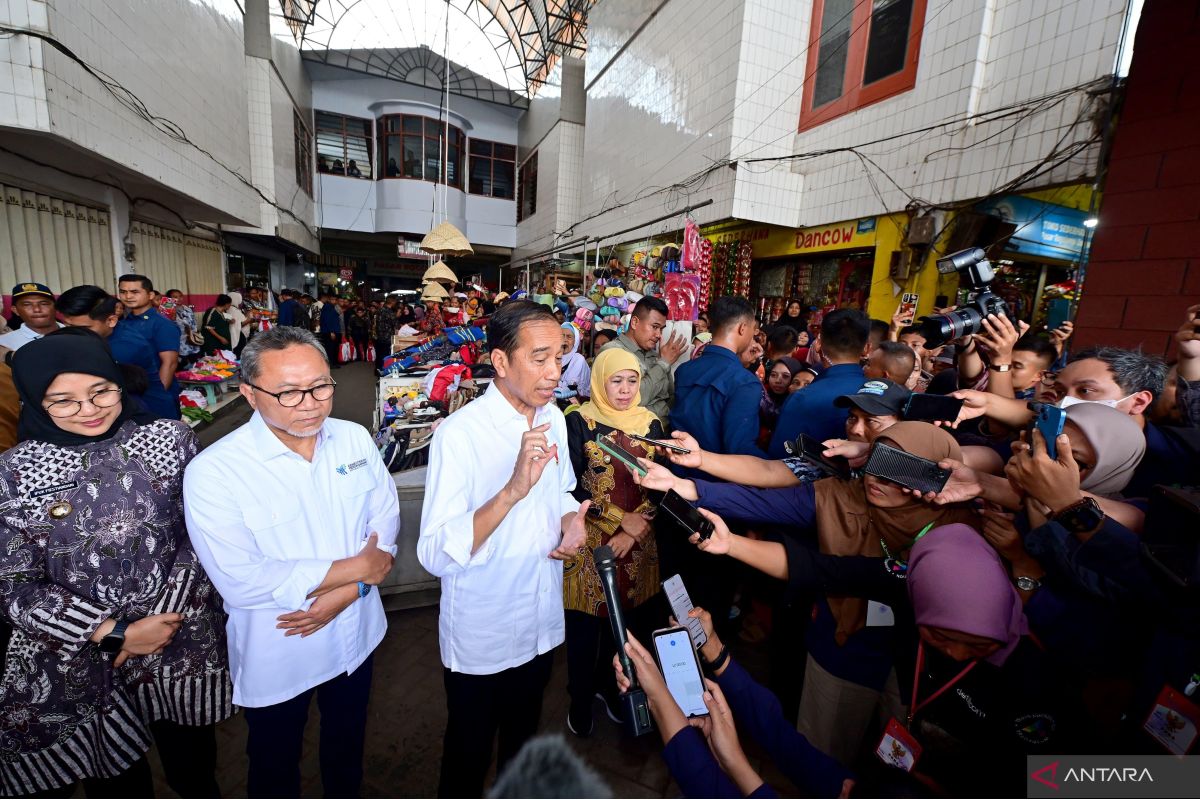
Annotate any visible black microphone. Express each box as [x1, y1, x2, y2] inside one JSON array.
[[593, 544, 654, 737]]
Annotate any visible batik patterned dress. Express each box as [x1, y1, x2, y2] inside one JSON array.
[[0, 419, 232, 795]]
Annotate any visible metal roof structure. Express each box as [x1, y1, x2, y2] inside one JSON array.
[[278, 0, 592, 101]]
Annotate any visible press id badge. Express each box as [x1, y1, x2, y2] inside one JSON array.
[[1143, 685, 1199, 755], [876, 717, 922, 772]]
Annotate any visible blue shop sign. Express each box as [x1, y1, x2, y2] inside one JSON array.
[[975, 195, 1088, 261]]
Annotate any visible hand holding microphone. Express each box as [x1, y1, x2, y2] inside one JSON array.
[[593, 545, 654, 736]]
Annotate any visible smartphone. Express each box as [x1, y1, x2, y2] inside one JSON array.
[[784, 433, 852, 480], [628, 432, 691, 454], [899, 292, 919, 324], [651, 627, 709, 718], [1045, 298, 1072, 332], [1032, 402, 1066, 460], [595, 433, 647, 477], [903, 393, 965, 424], [864, 442, 951, 495], [662, 574, 707, 648], [658, 489, 715, 541]]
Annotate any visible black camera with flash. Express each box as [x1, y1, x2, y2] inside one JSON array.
[[916, 247, 1010, 349]]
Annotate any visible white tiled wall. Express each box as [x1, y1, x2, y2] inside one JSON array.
[[786, 0, 1125, 224], [0, 0, 260, 225]]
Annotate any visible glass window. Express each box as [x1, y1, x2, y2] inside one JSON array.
[[467, 137, 517, 200], [377, 114, 465, 185], [315, 112, 372, 178], [294, 110, 312, 197], [800, 0, 928, 131], [518, 151, 537, 221]]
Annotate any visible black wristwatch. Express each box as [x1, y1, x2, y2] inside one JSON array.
[[99, 619, 130, 654], [1051, 496, 1105, 534]]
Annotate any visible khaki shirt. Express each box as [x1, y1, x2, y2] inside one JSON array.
[[600, 333, 673, 420], [0, 361, 19, 454]]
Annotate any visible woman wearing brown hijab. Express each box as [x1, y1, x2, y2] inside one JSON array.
[[654, 421, 980, 766]]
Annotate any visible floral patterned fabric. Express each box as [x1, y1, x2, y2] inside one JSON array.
[[0, 419, 231, 795], [562, 412, 662, 616]]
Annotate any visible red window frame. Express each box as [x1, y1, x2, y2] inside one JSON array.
[[798, 0, 928, 132]]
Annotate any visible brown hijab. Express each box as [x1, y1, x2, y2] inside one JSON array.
[[814, 422, 980, 643]]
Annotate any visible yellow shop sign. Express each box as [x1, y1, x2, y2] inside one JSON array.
[[703, 218, 877, 259]]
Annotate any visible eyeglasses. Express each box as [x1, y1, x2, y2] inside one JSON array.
[[44, 388, 123, 418], [245, 380, 337, 407], [1038, 372, 1058, 386]]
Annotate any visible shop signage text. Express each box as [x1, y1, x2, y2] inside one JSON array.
[[796, 224, 856, 251], [702, 218, 877, 260]]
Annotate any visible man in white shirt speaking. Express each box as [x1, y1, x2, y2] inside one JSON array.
[[420, 300, 589, 797], [184, 326, 398, 798]]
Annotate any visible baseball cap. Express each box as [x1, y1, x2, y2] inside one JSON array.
[[834, 379, 910, 417], [11, 282, 54, 300]]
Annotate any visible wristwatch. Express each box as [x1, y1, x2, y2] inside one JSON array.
[[357, 581, 372, 598], [988, 363, 1012, 372], [99, 619, 130, 654], [1051, 496, 1105, 534], [1015, 575, 1042, 592]]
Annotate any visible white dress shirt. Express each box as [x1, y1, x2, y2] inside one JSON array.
[[183, 413, 400, 707], [419, 384, 580, 675]]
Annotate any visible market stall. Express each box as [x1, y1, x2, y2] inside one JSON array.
[[176, 351, 240, 427]]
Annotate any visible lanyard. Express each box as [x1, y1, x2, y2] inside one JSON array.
[[878, 521, 936, 564], [907, 642, 978, 726]]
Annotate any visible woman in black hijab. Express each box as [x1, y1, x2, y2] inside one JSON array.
[[777, 299, 808, 333], [0, 331, 232, 797]]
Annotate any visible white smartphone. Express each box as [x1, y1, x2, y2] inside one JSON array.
[[662, 573, 707, 648], [651, 627, 709, 718]]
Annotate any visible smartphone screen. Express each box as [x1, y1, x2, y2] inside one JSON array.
[[899, 292, 919, 324], [662, 574, 707, 648], [658, 490, 715, 540], [904, 394, 965, 423], [652, 627, 709, 717]]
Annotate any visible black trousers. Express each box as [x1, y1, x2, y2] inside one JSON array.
[[243, 655, 373, 799], [564, 598, 664, 708], [374, 337, 391, 372], [438, 651, 554, 798], [27, 720, 217, 799], [320, 331, 341, 367]]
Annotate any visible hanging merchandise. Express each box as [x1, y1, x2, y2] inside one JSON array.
[[683, 219, 700, 270], [697, 237, 713, 310], [735, 241, 753, 298], [664, 273, 701, 321]]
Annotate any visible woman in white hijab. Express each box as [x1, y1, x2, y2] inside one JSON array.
[[559, 322, 591, 398], [225, 291, 249, 352]]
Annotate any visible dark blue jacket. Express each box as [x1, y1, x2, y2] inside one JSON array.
[[277, 298, 301, 327], [767, 363, 865, 458], [670, 345, 765, 457], [662, 657, 853, 797], [319, 302, 342, 334]]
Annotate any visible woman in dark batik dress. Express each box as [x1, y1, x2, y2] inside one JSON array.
[[0, 330, 231, 797], [562, 347, 665, 737]]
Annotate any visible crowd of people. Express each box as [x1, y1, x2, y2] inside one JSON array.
[[1, 265, 1198, 797]]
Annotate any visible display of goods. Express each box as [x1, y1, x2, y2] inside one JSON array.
[[664, 273, 701, 321], [175, 354, 239, 382], [697, 237, 713, 309], [735, 242, 753, 297], [683, 219, 700, 270]]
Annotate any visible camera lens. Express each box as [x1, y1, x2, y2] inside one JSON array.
[[916, 307, 983, 349]]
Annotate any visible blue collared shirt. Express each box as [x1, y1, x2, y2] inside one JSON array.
[[767, 363, 866, 458], [670, 344, 764, 457], [119, 312, 181, 397], [108, 323, 175, 419]]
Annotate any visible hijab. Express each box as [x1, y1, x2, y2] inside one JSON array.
[[908, 523, 1028, 667], [12, 329, 155, 448], [576, 348, 658, 436], [1064, 403, 1147, 497], [559, 322, 591, 397], [815, 421, 979, 643], [760, 357, 801, 425]]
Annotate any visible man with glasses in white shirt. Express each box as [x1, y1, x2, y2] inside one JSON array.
[[183, 326, 398, 798], [420, 300, 589, 798]]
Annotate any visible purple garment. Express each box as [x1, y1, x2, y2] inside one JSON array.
[[907, 523, 1028, 666], [0, 419, 232, 794]]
